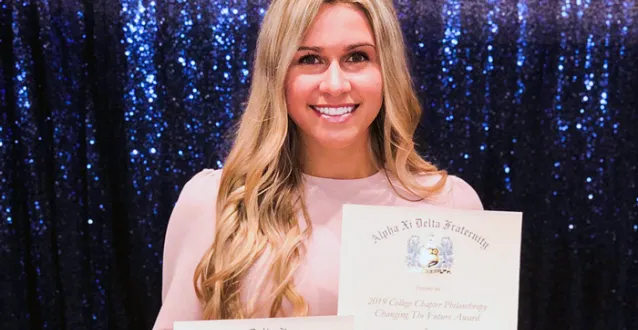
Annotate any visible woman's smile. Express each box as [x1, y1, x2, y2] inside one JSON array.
[[310, 104, 360, 123]]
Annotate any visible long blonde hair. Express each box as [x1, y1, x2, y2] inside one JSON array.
[[193, 0, 448, 319]]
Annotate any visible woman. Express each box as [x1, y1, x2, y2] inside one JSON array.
[[153, 0, 482, 328]]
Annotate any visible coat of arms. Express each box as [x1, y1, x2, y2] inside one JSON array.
[[405, 234, 454, 274]]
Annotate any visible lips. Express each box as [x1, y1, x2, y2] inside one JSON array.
[[308, 104, 359, 124], [310, 104, 360, 116]]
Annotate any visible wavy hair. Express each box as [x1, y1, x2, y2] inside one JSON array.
[[193, 0, 448, 319]]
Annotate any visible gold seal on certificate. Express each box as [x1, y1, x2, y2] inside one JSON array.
[[174, 315, 354, 330], [337, 204, 522, 330]]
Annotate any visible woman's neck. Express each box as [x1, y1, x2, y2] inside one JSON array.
[[299, 138, 378, 180]]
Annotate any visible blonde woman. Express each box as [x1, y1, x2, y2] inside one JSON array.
[[153, 0, 482, 328]]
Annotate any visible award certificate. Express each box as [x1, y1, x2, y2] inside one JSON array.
[[174, 315, 354, 330], [338, 204, 522, 330]]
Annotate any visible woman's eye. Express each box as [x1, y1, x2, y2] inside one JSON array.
[[348, 51, 369, 63], [299, 55, 320, 65], [297, 52, 369, 66]]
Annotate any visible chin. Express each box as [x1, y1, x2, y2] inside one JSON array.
[[317, 140, 355, 150], [313, 134, 363, 150]]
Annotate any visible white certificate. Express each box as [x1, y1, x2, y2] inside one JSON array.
[[174, 315, 354, 330], [338, 204, 522, 330]]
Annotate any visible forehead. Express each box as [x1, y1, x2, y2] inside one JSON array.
[[301, 3, 375, 47]]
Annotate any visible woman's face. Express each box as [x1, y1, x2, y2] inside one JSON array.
[[285, 3, 383, 152]]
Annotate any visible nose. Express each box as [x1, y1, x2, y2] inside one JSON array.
[[319, 61, 351, 96]]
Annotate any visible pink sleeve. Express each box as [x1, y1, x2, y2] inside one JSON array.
[[153, 169, 222, 330], [450, 175, 484, 210]]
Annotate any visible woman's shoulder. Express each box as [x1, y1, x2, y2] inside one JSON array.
[[175, 168, 224, 205], [164, 168, 224, 233], [415, 172, 484, 211], [164, 168, 223, 239], [156, 168, 224, 326]]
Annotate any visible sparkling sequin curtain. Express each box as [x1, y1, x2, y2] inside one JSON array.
[[0, 0, 636, 329]]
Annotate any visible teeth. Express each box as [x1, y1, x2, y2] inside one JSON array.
[[313, 106, 356, 116]]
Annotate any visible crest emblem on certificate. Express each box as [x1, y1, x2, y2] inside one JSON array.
[[405, 234, 453, 274]]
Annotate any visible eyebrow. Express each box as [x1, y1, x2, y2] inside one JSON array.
[[297, 42, 376, 52]]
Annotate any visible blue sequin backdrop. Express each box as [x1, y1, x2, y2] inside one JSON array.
[[1, 0, 636, 329]]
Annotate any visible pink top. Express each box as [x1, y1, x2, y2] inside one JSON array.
[[153, 169, 483, 329]]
